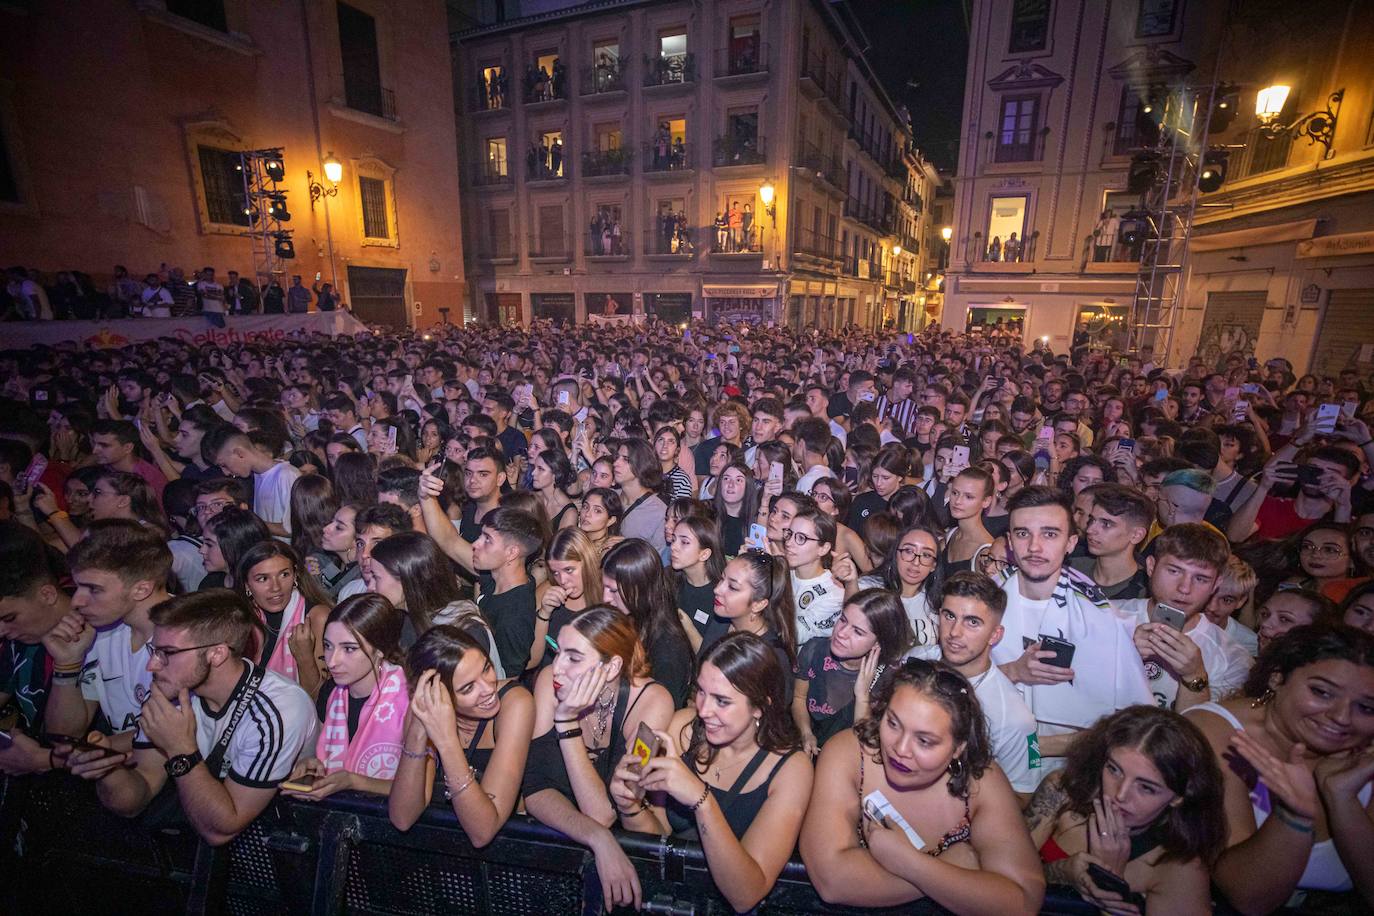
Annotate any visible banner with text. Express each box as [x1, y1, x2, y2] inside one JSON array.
[[3, 312, 370, 349]]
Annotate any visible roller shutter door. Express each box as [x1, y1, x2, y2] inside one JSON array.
[[1197, 290, 1266, 367], [1311, 289, 1374, 377]]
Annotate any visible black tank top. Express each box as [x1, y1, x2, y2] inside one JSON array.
[[520, 679, 649, 801], [434, 681, 520, 803], [665, 744, 794, 840]]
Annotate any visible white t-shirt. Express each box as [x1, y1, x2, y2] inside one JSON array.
[[253, 461, 301, 532], [792, 570, 844, 645], [1224, 617, 1260, 657], [337, 576, 368, 601], [134, 661, 315, 788], [906, 647, 1042, 792], [168, 536, 208, 592], [902, 590, 939, 647], [1117, 600, 1254, 708], [796, 464, 835, 495], [196, 279, 226, 314], [79, 623, 153, 734]]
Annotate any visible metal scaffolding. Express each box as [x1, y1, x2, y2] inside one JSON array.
[[236, 148, 294, 288]]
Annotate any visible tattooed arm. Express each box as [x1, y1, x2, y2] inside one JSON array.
[[1022, 776, 1081, 888]]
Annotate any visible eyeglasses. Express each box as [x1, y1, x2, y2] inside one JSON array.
[[782, 528, 819, 546], [193, 499, 235, 516], [813, 490, 834, 505], [1299, 541, 1346, 558], [897, 546, 939, 566], [146, 641, 221, 664]]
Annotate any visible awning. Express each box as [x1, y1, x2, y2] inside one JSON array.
[[702, 284, 776, 298], [1296, 230, 1374, 259], [1190, 218, 1319, 252]]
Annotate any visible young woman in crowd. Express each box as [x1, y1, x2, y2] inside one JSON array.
[[1283, 522, 1367, 603], [697, 440, 741, 501], [601, 537, 695, 707], [1024, 705, 1226, 914], [368, 530, 504, 673], [289, 473, 340, 583], [331, 450, 379, 508], [811, 476, 872, 574], [752, 440, 797, 496], [800, 658, 1045, 913], [782, 501, 845, 645], [881, 522, 945, 646], [698, 553, 797, 696], [389, 626, 535, 847], [609, 632, 814, 913], [197, 506, 270, 591], [236, 539, 332, 692], [669, 513, 725, 648], [848, 443, 909, 536], [532, 527, 604, 670], [285, 594, 410, 800], [37, 468, 169, 547], [530, 447, 580, 531], [710, 458, 760, 557], [1255, 587, 1340, 654], [523, 608, 675, 913], [316, 502, 361, 599], [577, 486, 623, 557], [792, 588, 913, 755], [942, 466, 996, 576], [1342, 580, 1374, 634], [659, 496, 701, 565], [654, 425, 695, 501], [1188, 625, 1374, 913]]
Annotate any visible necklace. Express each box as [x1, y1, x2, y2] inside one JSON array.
[[590, 685, 616, 744]]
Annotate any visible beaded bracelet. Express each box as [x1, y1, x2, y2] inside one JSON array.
[[400, 745, 429, 761], [688, 782, 711, 813], [446, 765, 479, 797]]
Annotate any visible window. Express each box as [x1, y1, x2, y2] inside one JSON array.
[[1008, 0, 1050, 53], [1245, 130, 1291, 176], [478, 64, 506, 110], [537, 204, 565, 256], [594, 123, 622, 151], [712, 192, 761, 252], [531, 129, 565, 179], [984, 195, 1028, 261], [486, 209, 512, 258], [337, 2, 384, 117], [652, 196, 688, 254], [166, 0, 227, 32], [727, 16, 762, 75], [527, 51, 564, 101], [587, 204, 625, 255], [996, 96, 1040, 162], [648, 118, 688, 171], [197, 145, 242, 225], [1135, 0, 1178, 38], [1113, 87, 1159, 156], [650, 30, 690, 85], [591, 41, 621, 93], [359, 176, 390, 240], [485, 138, 508, 178]]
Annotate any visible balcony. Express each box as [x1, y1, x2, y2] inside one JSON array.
[[645, 228, 697, 257], [469, 80, 509, 113], [793, 228, 839, 261], [522, 68, 568, 105], [992, 128, 1048, 164], [712, 135, 766, 168], [477, 241, 516, 263], [580, 61, 626, 97], [526, 152, 567, 182], [844, 197, 885, 232], [472, 161, 511, 187], [641, 139, 692, 175], [644, 52, 694, 88], [709, 215, 763, 255], [797, 141, 844, 193], [800, 53, 845, 116], [581, 148, 632, 179], [714, 41, 767, 80], [529, 237, 570, 262], [585, 229, 631, 260]]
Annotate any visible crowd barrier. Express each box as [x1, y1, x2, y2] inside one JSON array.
[[0, 772, 1103, 915]]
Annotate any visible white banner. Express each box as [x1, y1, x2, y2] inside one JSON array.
[[586, 313, 643, 327], [5, 311, 370, 349]]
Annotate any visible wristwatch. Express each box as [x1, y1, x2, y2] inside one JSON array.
[[164, 750, 203, 778], [1180, 674, 1210, 694]]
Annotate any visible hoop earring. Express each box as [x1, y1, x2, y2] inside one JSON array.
[[947, 757, 965, 779], [1250, 688, 1276, 709]]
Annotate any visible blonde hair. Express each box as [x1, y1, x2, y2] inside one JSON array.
[[1216, 556, 1257, 606]]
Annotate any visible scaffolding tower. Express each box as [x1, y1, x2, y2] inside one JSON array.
[[236, 148, 294, 289], [1127, 85, 1216, 363]]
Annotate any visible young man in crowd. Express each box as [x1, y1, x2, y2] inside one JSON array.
[[1069, 483, 1152, 599], [472, 508, 543, 675], [791, 417, 836, 495], [322, 393, 369, 451], [205, 426, 300, 537], [337, 503, 412, 601], [912, 570, 1042, 801], [43, 521, 172, 746], [90, 419, 168, 499], [68, 590, 315, 847], [1115, 523, 1253, 711]]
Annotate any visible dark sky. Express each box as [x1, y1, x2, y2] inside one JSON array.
[[848, 0, 969, 172]]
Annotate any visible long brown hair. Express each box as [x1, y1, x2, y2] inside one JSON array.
[[570, 605, 652, 681], [1059, 705, 1227, 864], [327, 593, 405, 678], [733, 552, 797, 664], [686, 632, 800, 770], [547, 526, 603, 605]]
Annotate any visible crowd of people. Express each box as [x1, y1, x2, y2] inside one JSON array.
[[2, 264, 342, 322], [0, 316, 1371, 915]]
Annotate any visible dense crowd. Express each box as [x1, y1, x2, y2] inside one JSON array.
[[0, 317, 1371, 915]]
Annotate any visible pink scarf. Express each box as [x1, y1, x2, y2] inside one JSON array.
[[260, 590, 309, 682], [316, 661, 408, 778]]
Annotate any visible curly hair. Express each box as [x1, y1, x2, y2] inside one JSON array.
[[1058, 705, 1227, 864], [1243, 622, 1374, 698], [854, 658, 990, 798]]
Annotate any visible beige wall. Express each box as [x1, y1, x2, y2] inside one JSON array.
[[0, 0, 464, 326]]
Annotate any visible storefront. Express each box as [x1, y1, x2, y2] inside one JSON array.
[[1072, 303, 1129, 352], [966, 305, 1026, 338], [484, 292, 522, 326], [702, 283, 779, 326], [644, 292, 693, 324], [586, 292, 632, 318], [530, 292, 576, 324]]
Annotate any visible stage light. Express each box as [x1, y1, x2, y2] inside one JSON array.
[[274, 232, 296, 259], [268, 194, 291, 222], [1198, 150, 1228, 192], [264, 157, 285, 183]]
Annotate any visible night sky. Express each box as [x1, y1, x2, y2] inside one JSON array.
[[848, 0, 969, 172]]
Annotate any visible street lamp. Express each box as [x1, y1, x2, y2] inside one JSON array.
[[1254, 84, 1344, 159], [306, 152, 343, 295], [758, 180, 777, 259], [941, 226, 952, 242]]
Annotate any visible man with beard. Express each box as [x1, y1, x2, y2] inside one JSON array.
[[992, 486, 1151, 769], [68, 590, 314, 846]]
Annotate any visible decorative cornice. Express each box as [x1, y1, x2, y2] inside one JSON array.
[[1195, 155, 1374, 225], [987, 60, 1065, 92], [1105, 45, 1194, 84]]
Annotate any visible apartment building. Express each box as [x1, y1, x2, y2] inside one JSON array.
[[945, 0, 1374, 374], [452, 0, 935, 329], [0, 0, 465, 327]]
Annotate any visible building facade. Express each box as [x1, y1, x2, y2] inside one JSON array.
[[452, 0, 936, 330], [0, 0, 464, 327], [944, 0, 1373, 375]]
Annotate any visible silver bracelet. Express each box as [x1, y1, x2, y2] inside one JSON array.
[[445, 764, 478, 796]]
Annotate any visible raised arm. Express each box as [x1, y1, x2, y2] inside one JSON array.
[[416, 469, 475, 572]]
